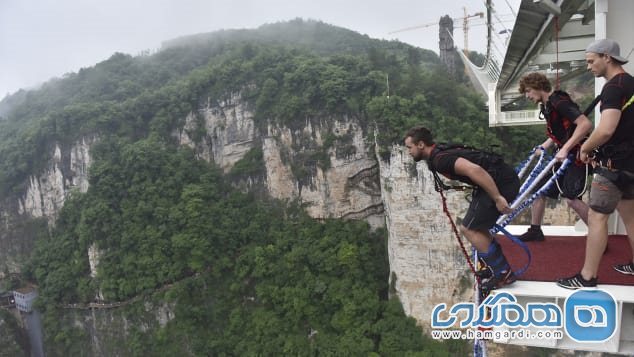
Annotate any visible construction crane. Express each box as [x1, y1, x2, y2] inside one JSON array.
[[461, 7, 484, 54], [389, 7, 485, 54]]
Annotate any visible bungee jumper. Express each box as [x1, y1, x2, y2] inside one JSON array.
[[404, 126, 519, 294], [403, 126, 574, 294], [556, 38, 634, 289], [515, 72, 594, 242], [403, 125, 580, 357]]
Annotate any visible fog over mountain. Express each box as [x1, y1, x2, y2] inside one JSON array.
[[0, 0, 519, 97]]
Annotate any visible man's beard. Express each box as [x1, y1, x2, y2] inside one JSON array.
[[412, 152, 424, 162]]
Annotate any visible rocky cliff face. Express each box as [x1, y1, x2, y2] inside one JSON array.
[[262, 120, 384, 228], [176, 94, 384, 228], [0, 137, 94, 279], [377, 145, 473, 328], [177, 93, 256, 171], [18, 138, 94, 224]]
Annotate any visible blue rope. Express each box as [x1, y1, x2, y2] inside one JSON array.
[[488, 155, 573, 277], [494, 157, 572, 229], [515, 147, 539, 177], [517, 151, 550, 198], [515, 148, 535, 174], [493, 225, 532, 276], [474, 338, 486, 357], [472, 249, 486, 357]]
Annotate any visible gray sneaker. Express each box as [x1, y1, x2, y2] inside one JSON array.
[[613, 262, 634, 275], [556, 273, 597, 289]]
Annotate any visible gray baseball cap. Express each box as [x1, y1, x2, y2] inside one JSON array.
[[585, 38, 629, 64]]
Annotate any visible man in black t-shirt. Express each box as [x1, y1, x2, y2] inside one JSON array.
[[558, 38, 634, 289], [517, 73, 593, 242], [404, 126, 520, 292]]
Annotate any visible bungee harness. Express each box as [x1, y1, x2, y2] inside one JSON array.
[[585, 93, 634, 188]]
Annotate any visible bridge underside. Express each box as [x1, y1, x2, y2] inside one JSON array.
[[459, 0, 633, 126]]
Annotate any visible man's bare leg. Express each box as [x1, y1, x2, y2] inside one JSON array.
[[567, 198, 589, 225], [580, 208, 610, 280], [459, 225, 492, 252], [616, 200, 634, 262], [531, 197, 546, 225]]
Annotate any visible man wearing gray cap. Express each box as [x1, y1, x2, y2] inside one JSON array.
[[557, 38, 634, 289]]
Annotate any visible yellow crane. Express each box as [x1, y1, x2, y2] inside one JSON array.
[[389, 7, 485, 54]]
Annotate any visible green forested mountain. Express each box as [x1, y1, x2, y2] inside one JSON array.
[[0, 19, 543, 355]]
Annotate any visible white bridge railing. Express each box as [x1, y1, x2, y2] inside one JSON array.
[[488, 109, 543, 126]]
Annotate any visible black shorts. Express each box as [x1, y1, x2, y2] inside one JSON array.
[[462, 165, 520, 230], [533, 162, 589, 199]]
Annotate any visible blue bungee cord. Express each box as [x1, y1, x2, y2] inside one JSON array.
[[498, 156, 572, 228], [517, 149, 551, 198], [516, 146, 539, 179], [489, 156, 573, 276], [472, 248, 487, 357]]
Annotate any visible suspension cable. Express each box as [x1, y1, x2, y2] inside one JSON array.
[[554, 16, 561, 90]]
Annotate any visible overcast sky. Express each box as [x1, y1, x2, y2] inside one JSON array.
[[0, 0, 519, 97]]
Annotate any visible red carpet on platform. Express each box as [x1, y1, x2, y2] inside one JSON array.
[[497, 234, 634, 286]]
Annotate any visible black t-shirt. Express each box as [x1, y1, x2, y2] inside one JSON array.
[[600, 72, 634, 148], [543, 91, 582, 147], [427, 145, 505, 187]]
